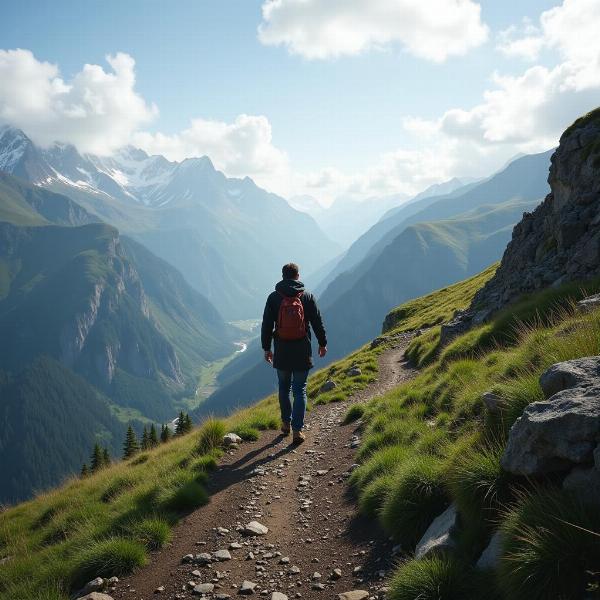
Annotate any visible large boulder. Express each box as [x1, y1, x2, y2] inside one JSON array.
[[415, 504, 457, 559], [563, 463, 600, 506], [539, 357, 600, 398], [502, 358, 600, 476]]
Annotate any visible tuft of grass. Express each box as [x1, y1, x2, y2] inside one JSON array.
[[158, 475, 209, 513], [389, 556, 491, 600], [380, 455, 449, 547], [196, 418, 226, 454], [499, 488, 600, 600], [357, 473, 395, 518], [72, 537, 147, 588], [101, 476, 136, 503], [350, 445, 410, 491], [129, 517, 172, 550], [233, 424, 260, 441], [447, 442, 513, 524], [190, 454, 218, 473], [343, 404, 365, 424]]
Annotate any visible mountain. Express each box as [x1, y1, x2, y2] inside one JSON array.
[[320, 197, 541, 359], [312, 193, 408, 248], [0, 175, 237, 502], [317, 150, 553, 308], [0, 126, 340, 319], [207, 152, 553, 408]]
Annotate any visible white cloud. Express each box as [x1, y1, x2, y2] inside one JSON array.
[[415, 0, 600, 155], [258, 0, 489, 62], [0, 49, 157, 155], [496, 20, 544, 61], [134, 114, 291, 194]]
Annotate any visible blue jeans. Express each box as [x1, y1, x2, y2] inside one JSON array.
[[277, 369, 309, 432]]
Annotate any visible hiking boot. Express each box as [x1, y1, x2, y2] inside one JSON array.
[[292, 430, 305, 444], [281, 422, 291, 436]]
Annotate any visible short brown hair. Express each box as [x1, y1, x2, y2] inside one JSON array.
[[282, 263, 299, 279]]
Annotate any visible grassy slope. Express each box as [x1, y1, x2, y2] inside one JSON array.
[[350, 276, 600, 600], [4, 265, 600, 599]]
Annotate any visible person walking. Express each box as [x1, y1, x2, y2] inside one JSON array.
[[261, 263, 327, 444]]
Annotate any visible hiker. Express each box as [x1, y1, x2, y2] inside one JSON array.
[[261, 263, 327, 444]]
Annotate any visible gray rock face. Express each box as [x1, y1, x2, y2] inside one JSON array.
[[271, 593, 288, 600], [320, 380, 336, 393], [347, 367, 362, 376], [577, 293, 600, 313], [482, 391, 503, 413], [212, 549, 232, 561], [539, 357, 600, 398], [476, 531, 503, 570], [77, 594, 114, 600], [563, 465, 600, 505], [502, 358, 600, 475], [415, 504, 457, 559], [471, 109, 600, 314]]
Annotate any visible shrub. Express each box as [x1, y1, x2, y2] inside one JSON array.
[[343, 404, 365, 424], [389, 556, 486, 600], [130, 517, 172, 550], [499, 488, 600, 600], [447, 442, 513, 524], [73, 537, 147, 588], [380, 455, 449, 547], [196, 419, 226, 454]]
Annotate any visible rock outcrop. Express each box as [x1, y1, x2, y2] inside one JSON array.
[[471, 108, 600, 314], [502, 357, 600, 476]]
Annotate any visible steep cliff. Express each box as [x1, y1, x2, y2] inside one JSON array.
[[472, 108, 600, 313]]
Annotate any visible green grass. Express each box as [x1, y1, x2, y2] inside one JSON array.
[[499, 488, 600, 600], [343, 404, 365, 424], [72, 537, 147, 588], [380, 454, 449, 547], [389, 556, 494, 600], [351, 270, 600, 598], [0, 310, 403, 600], [384, 263, 498, 336]]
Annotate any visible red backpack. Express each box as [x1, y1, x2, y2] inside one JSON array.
[[277, 292, 306, 340]]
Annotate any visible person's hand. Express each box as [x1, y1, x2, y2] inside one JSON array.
[[264, 350, 273, 364], [318, 346, 327, 358]]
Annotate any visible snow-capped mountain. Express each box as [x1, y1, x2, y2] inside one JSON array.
[[0, 126, 340, 318]]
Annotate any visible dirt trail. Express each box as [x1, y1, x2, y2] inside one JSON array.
[[113, 339, 416, 600]]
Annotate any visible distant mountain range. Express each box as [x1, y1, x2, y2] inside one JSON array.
[[0, 172, 236, 503], [0, 126, 340, 319], [206, 150, 553, 410]]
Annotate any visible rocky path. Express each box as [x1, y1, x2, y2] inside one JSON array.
[[112, 339, 416, 600]]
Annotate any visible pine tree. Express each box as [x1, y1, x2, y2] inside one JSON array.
[[175, 411, 185, 436], [90, 443, 103, 472], [184, 413, 193, 434], [102, 447, 111, 467], [149, 423, 159, 447], [81, 463, 89, 478], [141, 426, 149, 450], [160, 424, 171, 443], [123, 425, 139, 459]]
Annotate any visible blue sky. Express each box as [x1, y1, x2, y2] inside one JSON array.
[[1, 0, 598, 203]]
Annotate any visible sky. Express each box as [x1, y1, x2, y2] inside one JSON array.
[[1, 0, 599, 205]]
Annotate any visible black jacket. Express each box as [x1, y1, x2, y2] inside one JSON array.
[[261, 279, 327, 371]]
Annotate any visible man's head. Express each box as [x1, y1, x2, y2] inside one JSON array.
[[282, 262, 300, 280]]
